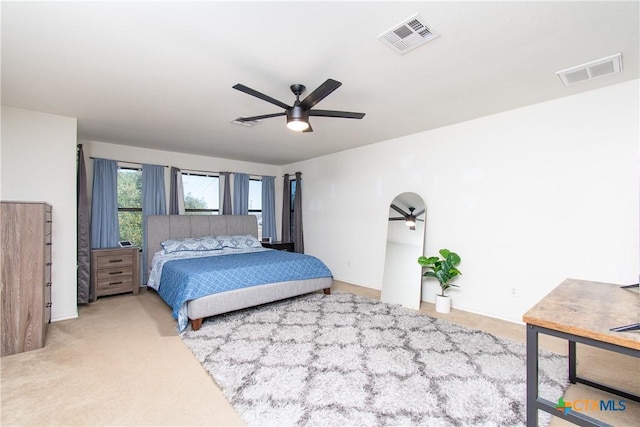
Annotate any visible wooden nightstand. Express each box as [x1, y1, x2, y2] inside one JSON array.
[[261, 241, 294, 252], [91, 247, 140, 300]]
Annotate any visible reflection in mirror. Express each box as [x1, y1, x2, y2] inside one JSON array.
[[381, 192, 426, 310]]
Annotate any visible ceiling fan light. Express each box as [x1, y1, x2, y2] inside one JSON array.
[[405, 217, 416, 227], [287, 117, 309, 131]]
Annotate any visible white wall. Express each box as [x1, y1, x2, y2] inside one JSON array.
[[284, 80, 639, 324], [3, 80, 637, 326], [1, 106, 78, 321]]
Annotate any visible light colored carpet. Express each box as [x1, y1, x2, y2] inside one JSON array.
[[1, 281, 638, 426], [0, 290, 244, 426], [181, 291, 568, 426]]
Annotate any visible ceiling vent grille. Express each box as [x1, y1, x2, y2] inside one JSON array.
[[378, 14, 440, 54], [556, 53, 622, 86]]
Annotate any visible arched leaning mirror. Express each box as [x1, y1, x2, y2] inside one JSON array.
[[381, 192, 426, 310]]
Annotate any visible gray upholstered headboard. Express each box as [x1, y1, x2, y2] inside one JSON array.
[[145, 215, 259, 276]]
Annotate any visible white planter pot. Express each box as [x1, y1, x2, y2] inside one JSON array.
[[435, 294, 451, 313]]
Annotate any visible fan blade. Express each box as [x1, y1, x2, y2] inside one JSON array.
[[417, 218, 424, 222], [413, 209, 425, 217], [233, 84, 291, 110], [299, 79, 342, 109], [390, 204, 409, 217], [389, 217, 405, 220], [236, 112, 286, 122], [310, 110, 365, 119]]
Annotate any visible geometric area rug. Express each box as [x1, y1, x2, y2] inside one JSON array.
[[180, 291, 569, 426]]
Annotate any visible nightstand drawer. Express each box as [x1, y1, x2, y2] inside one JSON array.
[[96, 276, 134, 295], [94, 252, 133, 268], [96, 268, 133, 281]]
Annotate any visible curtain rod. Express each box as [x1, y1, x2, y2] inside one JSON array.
[[89, 157, 279, 178], [89, 157, 169, 168], [283, 172, 302, 177], [182, 168, 276, 179], [87, 159, 275, 178]]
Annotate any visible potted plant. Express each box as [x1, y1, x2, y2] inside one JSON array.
[[418, 249, 461, 313]]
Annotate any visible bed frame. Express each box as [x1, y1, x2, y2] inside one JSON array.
[[145, 214, 332, 330]]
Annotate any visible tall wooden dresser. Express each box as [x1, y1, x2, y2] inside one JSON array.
[[1, 201, 52, 356]]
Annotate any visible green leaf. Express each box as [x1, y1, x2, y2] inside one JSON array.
[[439, 249, 451, 258], [447, 252, 461, 266], [418, 256, 439, 267], [435, 270, 447, 284], [449, 268, 461, 277]]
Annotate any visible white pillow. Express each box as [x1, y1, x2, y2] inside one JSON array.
[[161, 236, 223, 253], [216, 234, 262, 249]]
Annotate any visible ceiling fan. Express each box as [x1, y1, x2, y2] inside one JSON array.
[[232, 78, 365, 132], [389, 205, 425, 230]]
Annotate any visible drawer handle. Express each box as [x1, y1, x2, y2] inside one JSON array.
[[46, 282, 52, 287], [109, 259, 123, 263], [109, 271, 123, 275], [45, 303, 52, 308], [46, 220, 52, 223], [109, 281, 123, 286], [46, 242, 52, 246], [46, 262, 52, 266]]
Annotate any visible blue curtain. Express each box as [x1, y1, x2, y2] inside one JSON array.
[[91, 158, 119, 249], [142, 164, 166, 282], [221, 172, 232, 214], [233, 173, 249, 215], [261, 176, 277, 240]]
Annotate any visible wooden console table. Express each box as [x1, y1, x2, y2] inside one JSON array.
[[523, 278, 639, 426]]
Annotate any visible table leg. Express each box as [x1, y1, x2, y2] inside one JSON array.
[[526, 324, 539, 427], [569, 340, 577, 383]]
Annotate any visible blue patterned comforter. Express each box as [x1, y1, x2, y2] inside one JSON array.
[[156, 249, 332, 331]]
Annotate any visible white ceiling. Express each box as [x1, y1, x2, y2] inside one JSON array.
[[2, 1, 638, 165]]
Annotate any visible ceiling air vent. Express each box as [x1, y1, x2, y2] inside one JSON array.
[[556, 53, 622, 86], [378, 14, 440, 54]]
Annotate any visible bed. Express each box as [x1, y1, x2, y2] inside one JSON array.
[[145, 214, 333, 331]]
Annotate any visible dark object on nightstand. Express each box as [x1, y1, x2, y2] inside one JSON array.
[[262, 241, 294, 252]]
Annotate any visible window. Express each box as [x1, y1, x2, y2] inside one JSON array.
[[117, 167, 143, 247], [182, 173, 220, 215], [249, 178, 262, 237]]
